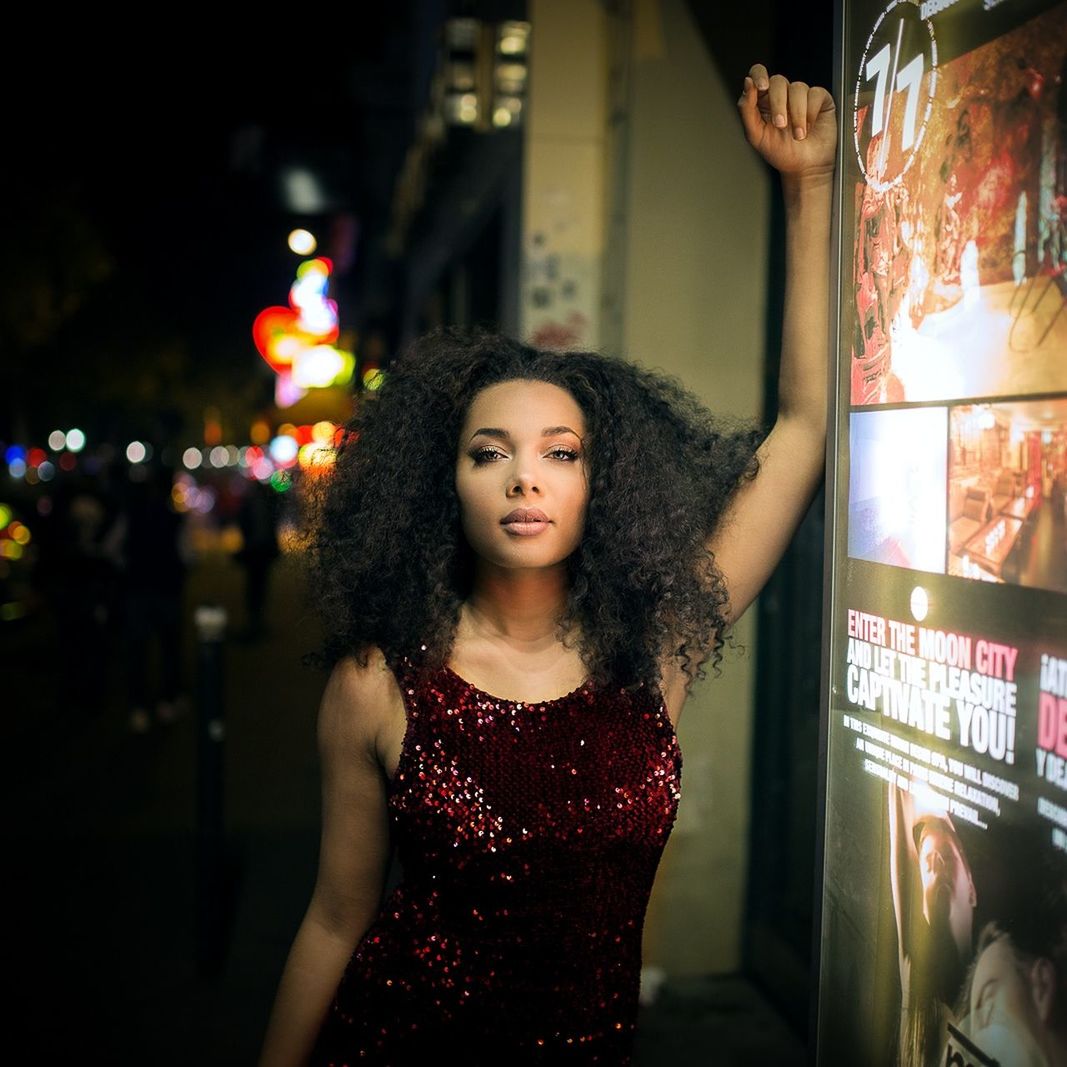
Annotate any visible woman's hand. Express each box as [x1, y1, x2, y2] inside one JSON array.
[[737, 63, 836, 183]]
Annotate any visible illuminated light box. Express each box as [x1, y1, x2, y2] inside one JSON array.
[[816, 2, 1067, 1064]]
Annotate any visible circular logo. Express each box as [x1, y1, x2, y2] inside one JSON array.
[[910, 585, 930, 623], [853, 0, 938, 192]]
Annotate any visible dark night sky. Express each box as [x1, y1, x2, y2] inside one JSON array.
[[3, 27, 413, 445]]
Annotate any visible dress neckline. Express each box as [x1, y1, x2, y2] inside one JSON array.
[[441, 663, 593, 706]]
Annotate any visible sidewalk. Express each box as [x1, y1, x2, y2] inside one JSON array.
[[8, 552, 804, 1065]]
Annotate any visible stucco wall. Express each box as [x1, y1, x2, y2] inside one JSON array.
[[622, 0, 771, 976]]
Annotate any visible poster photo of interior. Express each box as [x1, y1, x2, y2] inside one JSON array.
[[846, 395, 1067, 591], [948, 397, 1067, 591], [848, 0, 1067, 407], [848, 406, 948, 573]]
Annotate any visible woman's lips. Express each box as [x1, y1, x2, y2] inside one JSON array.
[[502, 520, 550, 535], [501, 507, 550, 534]]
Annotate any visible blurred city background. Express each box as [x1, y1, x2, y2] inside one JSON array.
[[5, 2, 830, 1062]]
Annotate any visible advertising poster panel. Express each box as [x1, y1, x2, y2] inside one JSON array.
[[818, 1, 1067, 1064]]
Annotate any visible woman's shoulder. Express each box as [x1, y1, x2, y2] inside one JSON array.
[[318, 646, 408, 753], [326, 642, 386, 679]]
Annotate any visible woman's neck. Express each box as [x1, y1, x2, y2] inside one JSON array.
[[462, 564, 571, 649]]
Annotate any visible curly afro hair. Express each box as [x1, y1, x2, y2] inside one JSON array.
[[303, 326, 764, 693]]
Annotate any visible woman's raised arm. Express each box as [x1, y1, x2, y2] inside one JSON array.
[[708, 63, 837, 625]]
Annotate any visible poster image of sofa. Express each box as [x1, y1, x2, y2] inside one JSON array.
[[849, 407, 948, 573], [948, 398, 1067, 592], [849, 2, 1067, 406]]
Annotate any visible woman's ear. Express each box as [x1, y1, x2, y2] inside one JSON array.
[[1029, 957, 1056, 1023]]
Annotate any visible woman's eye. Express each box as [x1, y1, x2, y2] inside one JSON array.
[[469, 446, 578, 463]]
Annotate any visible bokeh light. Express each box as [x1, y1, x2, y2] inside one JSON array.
[[292, 345, 351, 387], [288, 229, 317, 255], [311, 421, 336, 444], [298, 443, 335, 470], [251, 457, 274, 481], [269, 435, 299, 467]]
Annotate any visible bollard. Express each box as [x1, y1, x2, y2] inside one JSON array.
[[194, 603, 228, 976]]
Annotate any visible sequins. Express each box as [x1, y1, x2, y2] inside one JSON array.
[[310, 655, 683, 1066]]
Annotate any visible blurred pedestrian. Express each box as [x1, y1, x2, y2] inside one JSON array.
[[234, 478, 280, 640], [116, 462, 192, 732], [44, 468, 123, 717]]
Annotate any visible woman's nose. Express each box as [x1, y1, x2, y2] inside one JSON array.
[[507, 469, 540, 495]]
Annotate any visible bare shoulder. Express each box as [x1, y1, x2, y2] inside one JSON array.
[[308, 647, 402, 941], [318, 647, 405, 769]]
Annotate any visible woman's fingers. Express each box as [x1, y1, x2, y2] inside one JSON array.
[[788, 81, 810, 139], [747, 63, 770, 91], [766, 74, 790, 128], [807, 85, 836, 132], [740, 64, 836, 150], [736, 75, 764, 145]]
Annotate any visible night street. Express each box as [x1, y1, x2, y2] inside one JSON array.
[[8, 548, 802, 1064], [10, 550, 322, 1063]]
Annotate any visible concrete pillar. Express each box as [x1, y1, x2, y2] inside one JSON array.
[[521, 0, 609, 350], [622, 0, 770, 976]]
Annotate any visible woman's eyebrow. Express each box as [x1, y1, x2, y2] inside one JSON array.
[[468, 426, 581, 442]]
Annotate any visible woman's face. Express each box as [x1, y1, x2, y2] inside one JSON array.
[[966, 937, 1050, 1067], [917, 818, 976, 959], [455, 379, 590, 572]]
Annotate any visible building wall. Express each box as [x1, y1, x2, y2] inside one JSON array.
[[524, 0, 771, 975], [621, 0, 771, 976], [521, 0, 609, 350]]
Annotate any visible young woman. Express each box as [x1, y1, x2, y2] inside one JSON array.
[[259, 62, 837, 1066]]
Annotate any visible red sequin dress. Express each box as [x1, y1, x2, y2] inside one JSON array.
[[310, 651, 682, 1066]]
